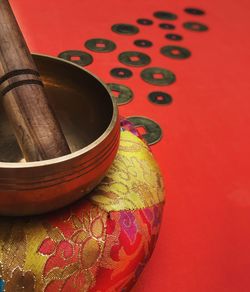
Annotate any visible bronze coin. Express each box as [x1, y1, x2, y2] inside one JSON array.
[[184, 7, 205, 15], [111, 23, 139, 35], [165, 34, 183, 41], [127, 116, 162, 145], [159, 23, 175, 30], [148, 91, 173, 105], [154, 11, 177, 20], [110, 68, 133, 79], [85, 38, 116, 53], [119, 51, 151, 67], [183, 22, 208, 32], [134, 39, 153, 48], [58, 50, 93, 66], [137, 18, 153, 25], [160, 45, 191, 59], [106, 83, 133, 105], [141, 67, 176, 86]]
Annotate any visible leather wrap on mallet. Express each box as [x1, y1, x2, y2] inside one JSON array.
[[0, 0, 70, 162]]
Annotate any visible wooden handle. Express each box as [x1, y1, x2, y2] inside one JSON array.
[[0, 0, 70, 161]]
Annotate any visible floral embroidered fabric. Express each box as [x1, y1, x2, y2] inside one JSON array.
[[0, 129, 164, 291]]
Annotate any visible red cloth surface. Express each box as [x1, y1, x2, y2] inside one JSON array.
[[9, 0, 250, 291]]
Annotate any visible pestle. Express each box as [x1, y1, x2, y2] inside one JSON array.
[[0, 0, 70, 162]]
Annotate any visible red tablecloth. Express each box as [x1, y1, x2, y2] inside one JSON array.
[[10, 0, 250, 291]]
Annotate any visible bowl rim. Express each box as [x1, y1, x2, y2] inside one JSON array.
[[0, 53, 119, 169]]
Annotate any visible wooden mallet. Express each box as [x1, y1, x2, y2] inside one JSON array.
[[0, 0, 70, 162]]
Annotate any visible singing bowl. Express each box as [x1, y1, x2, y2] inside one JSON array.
[[0, 54, 120, 216]]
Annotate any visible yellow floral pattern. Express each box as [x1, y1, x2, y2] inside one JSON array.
[[90, 131, 164, 211]]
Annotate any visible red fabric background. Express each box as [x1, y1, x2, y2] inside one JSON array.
[[9, 0, 250, 291]]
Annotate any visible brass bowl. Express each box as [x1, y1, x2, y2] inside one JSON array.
[[0, 54, 120, 216]]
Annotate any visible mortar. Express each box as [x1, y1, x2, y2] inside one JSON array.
[[0, 54, 120, 216]]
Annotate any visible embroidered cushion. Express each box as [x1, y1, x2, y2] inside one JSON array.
[[0, 130, 164, 291]]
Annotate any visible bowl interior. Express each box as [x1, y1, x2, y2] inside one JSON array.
[[0, 54, 114, 163]]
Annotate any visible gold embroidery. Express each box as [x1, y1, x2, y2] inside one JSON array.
[[90, 131, 164, 211], [0, 218, 48, 291], [40, 206, 107, 291]]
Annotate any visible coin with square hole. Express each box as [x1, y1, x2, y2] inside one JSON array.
[[134, 39, 153, 48], [107, 83, 133, 105], [110, 68, 133, 79], [58, 50, 93, 66], [141, 67, 176, 86], [137, 18, 153, 25], [161, 46, 191, 59], [159, 23, 176, 30], [148, 91, 173, 105], [127, 116, 162, 145], [184, 8, 205, 15], [111, 23, 139, 35], [165, 34, 183, 41], [119, 51, 151, 67], [85, 38, 116, 53], [183, 22, 208, 32], [154, 11, 177, 20]]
